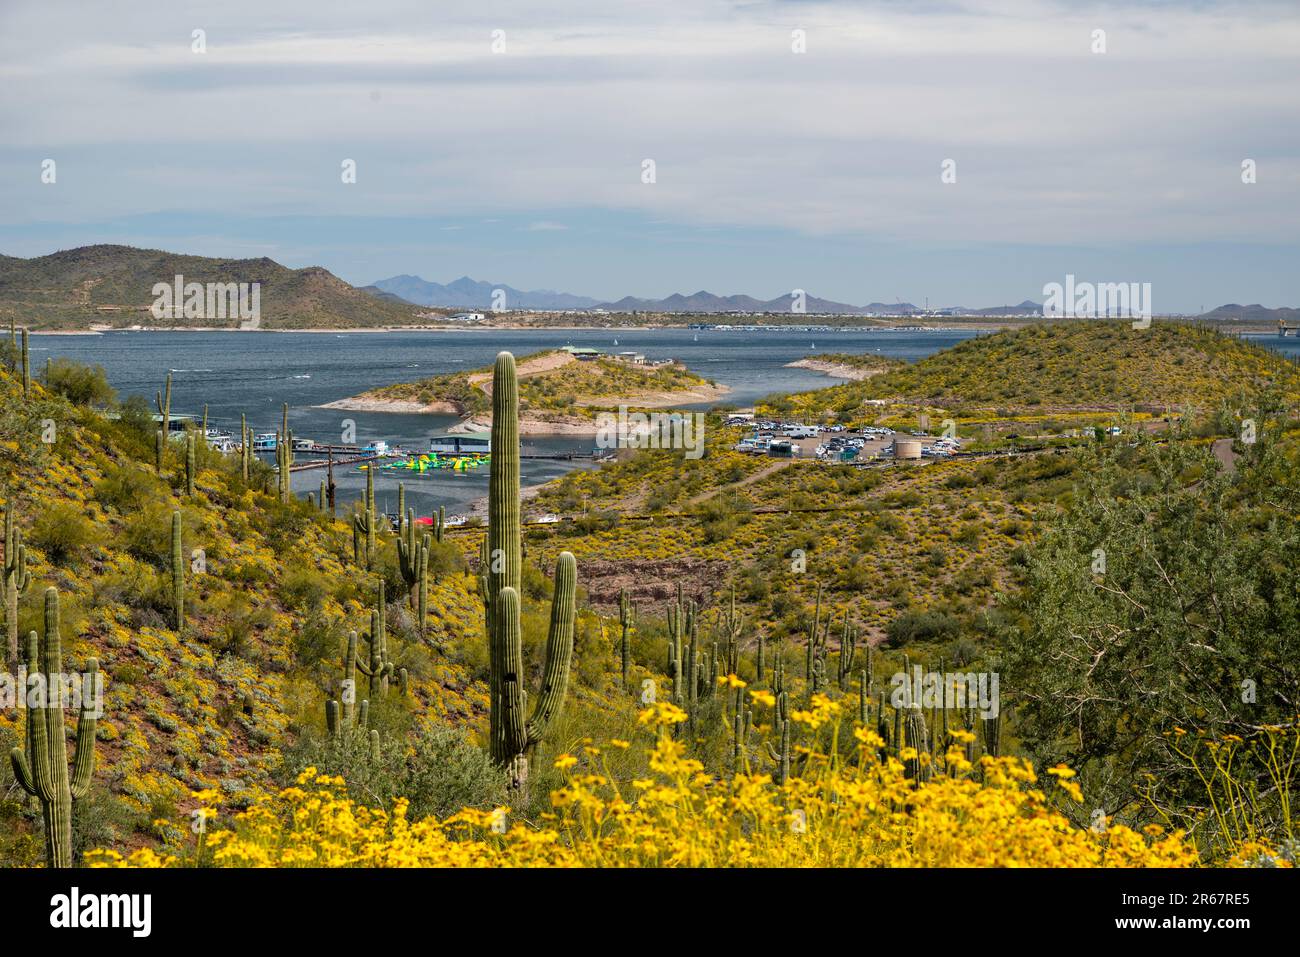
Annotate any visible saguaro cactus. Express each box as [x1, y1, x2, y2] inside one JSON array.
[[326, 632, 369, 738], [805, 583, 829, 694], [171, 511, 184, 630], [356, 583, 394, 697], [10, 588, 99, 868], [618, 588, 634, 690], [483, 353, 577, 791], [326, 449, 337, 516], [353, 466, 376, 567], [276, 403, 292, 504], [155, 372, 172, 471], [837, 612, 857, 691], [185, 431, 196, 497], [397, 505, 431, 626], [666, 584, 692, 706], [4, 504, 32, 669], [719, 585, 743, 678], [768, 718, 791, 784], [240, 413, 251, 484], [904, 706, 931, 783], [20, 327, 30, 396]]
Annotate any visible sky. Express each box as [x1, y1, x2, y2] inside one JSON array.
[[1, 0, 1297, 311]]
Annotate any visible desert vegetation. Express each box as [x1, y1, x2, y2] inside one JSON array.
[[1, 322, 1297, 869]]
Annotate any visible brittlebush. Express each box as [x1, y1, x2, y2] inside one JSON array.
[[88, 701, 1260, 868]]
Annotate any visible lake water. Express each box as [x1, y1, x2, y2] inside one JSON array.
[[30, 327, 1300, 517]]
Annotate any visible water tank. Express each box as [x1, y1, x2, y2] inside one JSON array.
[[894, 439, 922, 460]]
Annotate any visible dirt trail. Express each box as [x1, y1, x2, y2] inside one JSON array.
[[685, 458, 794, 507], [1212, 437, 1239, 474], [469, 351, 574, 395]]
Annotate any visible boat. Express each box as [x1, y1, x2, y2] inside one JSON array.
[[429, 433, 490, 455]]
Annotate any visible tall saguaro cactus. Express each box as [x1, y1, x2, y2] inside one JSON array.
[[482, 352, 577, 790], [277, 403, 292, 503], [353, 466, 376, 567], [806, 583, 829, 696], [327, 631, 368, 736], [618, 588, 634, 690], [837, 611, 857, 691], [171, 511, 184, 630], [10, 588, 99, 868], [397, 504, 431, 628], [185, 431, 197, 497], [4, 504, 32, 669], [240, 413, 251, 484], [20, 327, 30, 396], [155, 372, 172, 471], [356, 583, 394, 697]]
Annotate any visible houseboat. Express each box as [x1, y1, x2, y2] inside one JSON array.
[[429, 433, 491, 455]]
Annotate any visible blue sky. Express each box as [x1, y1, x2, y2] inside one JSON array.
[[1, 0, 1297, 311]]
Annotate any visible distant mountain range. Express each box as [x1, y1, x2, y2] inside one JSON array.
[[370, 275, 916, 314], [1199, 303, 1300, 323], [1, 248, 1295, 329], [367, 275, 1059, 316], [369, 275, 600, 310]]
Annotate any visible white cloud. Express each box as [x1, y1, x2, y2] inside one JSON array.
[[0, 0, 1297, 245]]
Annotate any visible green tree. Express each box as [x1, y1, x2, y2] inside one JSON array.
[[1004, 433, 1300, 830]]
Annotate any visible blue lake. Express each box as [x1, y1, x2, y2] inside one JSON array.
[[31, 327, 1298, 516]]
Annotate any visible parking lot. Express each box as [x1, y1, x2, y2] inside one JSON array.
[[732, 420, 961, 464]]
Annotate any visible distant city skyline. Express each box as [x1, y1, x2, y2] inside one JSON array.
[[2, 0, 1298, 312]]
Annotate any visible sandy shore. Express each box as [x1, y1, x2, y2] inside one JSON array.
[[318, 396, 462, 414], [785, 358, 890, 380]]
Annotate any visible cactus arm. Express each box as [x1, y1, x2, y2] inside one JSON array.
[[11, 748, 35, 795], [493, 587, 528, 762], [171, 511, 184, 630], [19, 628, 51, 800], [68, 658, 100, 800], [525, 552, 576, 747]]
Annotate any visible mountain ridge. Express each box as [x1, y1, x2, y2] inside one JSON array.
[[0, 244, 421, 329]]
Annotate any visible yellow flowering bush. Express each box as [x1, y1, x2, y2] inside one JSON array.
[[90, 708, 1221, 869]]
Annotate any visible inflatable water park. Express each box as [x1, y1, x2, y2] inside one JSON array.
[[358, 451, 490, 474]]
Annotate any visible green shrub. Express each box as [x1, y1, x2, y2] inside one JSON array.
[[886, 610, 960, 647], [44, 358, 115, 407], [29, 502, 97, 565], [281, 723, 507, 820]]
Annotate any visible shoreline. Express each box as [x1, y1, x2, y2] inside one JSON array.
[[320, 381, 732, 435], [22, 320, 1291, 335], [785, 358, 892, 380]]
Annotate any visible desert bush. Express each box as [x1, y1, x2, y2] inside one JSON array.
[[43, 358, 115, 407], [29, 501, 97, 565], [886, 610, 960, 647], [279, 723, 507, 820]]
